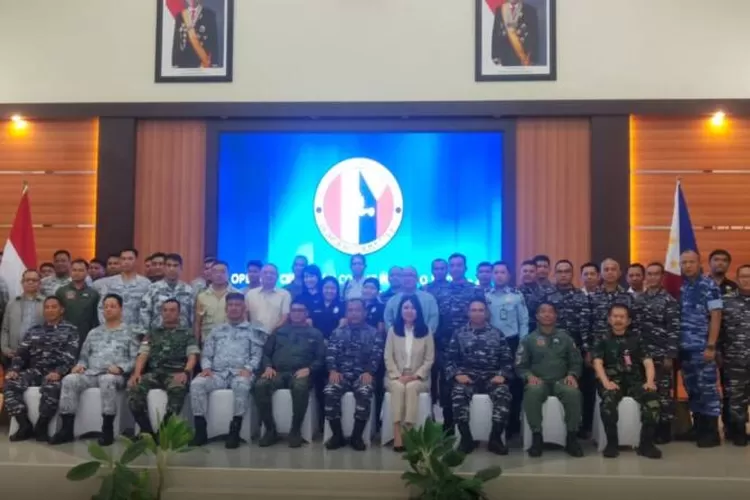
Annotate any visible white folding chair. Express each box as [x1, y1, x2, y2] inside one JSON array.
[[380, 391, 432, 445], [8, 387, 60, 436], [522, 395, 567, 449], [593, 395, 642, 451], [323, 392, 375, 445]]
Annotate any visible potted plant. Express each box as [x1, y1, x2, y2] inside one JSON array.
[[66, 415, 195, 500], [401, 419, 502, 500]]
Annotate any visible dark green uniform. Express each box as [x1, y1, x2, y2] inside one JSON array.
[[516, 328, 582, 432], [593, 330, 659, 428], [127, 326, 200, 417], [56, 283, 100, 348], [254, 324, 325, 436]]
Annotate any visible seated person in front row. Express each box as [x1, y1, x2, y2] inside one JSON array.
[[190, 293, 266, 449], [51, 294, 140, 446], [5, 296, 79, 442], [127, 299, 200, 438], [592, 304, 662, 459], [516, 302, 584, 458], [446, 299, 513, 455], [324, 299, 384, 451], [255, 299, 325, 448]]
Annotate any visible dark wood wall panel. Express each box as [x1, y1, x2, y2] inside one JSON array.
[[0, 120, 98, 263], [631, 116, 750, 271], [134, 121, 206, 280], [516, 118, 591, 282]]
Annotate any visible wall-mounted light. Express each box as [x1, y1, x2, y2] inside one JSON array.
[[10, 114, 28, 131], [710, 111, 726, 127]]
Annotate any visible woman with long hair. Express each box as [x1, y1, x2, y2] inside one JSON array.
[[300, 264, 323, 324], [384, 295, 435, 451]]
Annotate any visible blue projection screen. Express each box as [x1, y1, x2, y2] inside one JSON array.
[[217, 131, 504, 287]]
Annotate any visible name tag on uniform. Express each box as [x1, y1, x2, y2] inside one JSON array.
[[66, 291, 76, 299], [371, 307, 377, 314], [536, 338, 546, 347], [333, 307, 339, 314]]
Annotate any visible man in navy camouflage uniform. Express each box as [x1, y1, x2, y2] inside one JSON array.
[[678, 250, 723, 448], [324, 299, 384, 451], [519, 259, 553, 333], [447, 299, 513, 455], [139, 253, 195, 331], [639, 262, 680, 443], [588, 258, 642, 352], [718, 264, 750, 447], [422, 258, 450, 404], [4, 296, 78, 442]]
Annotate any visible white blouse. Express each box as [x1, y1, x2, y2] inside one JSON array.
[[404, 325, 414, 370]]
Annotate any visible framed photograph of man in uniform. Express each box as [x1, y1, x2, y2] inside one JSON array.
[[155, 0, 234, 83], [475, 0, 557, 82]]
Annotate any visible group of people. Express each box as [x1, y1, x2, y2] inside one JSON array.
[[0, 247, 747, 461]]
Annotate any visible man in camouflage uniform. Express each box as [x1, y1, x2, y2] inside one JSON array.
[[51, 293, 140, 447], [4, 296, 78, 442], [433, 253, 484, 434], [127, 299, 199, 438], [324, 299, 383, 451], [446, 299, 513, 455], [140, 253, 194, 332], [592, 304, 662, 459], [40, 250, 73, 297], [639, 262, 680, 443], [718, 264, 750, 447], [190, 293, 266, 449], [422, 258, 450, 404], [518, 259, 553, 333], [542, 260, 594, 437], [95, 248, 151, 329], [255, 299, 325, 448], [588, 258, 642, 351], [678, 250, 723, 448]]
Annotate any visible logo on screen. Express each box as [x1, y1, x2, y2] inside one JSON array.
[[314, 158, 403, 255]]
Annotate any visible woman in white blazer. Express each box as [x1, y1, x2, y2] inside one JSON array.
[[384, 295, 435, 451]]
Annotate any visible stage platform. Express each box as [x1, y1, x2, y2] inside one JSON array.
[[1, 433, 749, 500]]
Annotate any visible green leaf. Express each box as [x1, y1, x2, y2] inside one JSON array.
[[177, 445, 197, 453], [473, 466, 502, 483], [66, 461, 101, 481], [116, 435, 134, 447], [88, 442, 112, 463], [120, 438, 149, 465], [423, 419, 443, 446], [401, 471, 431, 487], [98, 474, 115, 499], [442, 449, 464, 468]]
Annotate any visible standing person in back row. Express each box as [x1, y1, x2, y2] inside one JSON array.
[[283, 255, 308, 299], [589, 258, 642, 351], [678, 250, 723, 448], [96, 248, 151, 330], [40, 250, 74, 297], [342, 254, 367, 300], [56, 259, 100, 350], [245, 264, 291, 333], [139, 254, 194, 332]]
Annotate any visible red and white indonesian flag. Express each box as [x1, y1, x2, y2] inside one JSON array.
[[0, 186, 37, 299], [663, 180, 697, 299]]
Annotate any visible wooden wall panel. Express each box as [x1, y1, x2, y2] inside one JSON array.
[[134, 121, 206, 281], [0, 120, 98, 264], [516, 118, 591, 283], [631, 116, 750, 270]]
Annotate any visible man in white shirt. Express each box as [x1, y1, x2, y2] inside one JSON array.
[[245, 264, 291, 332]]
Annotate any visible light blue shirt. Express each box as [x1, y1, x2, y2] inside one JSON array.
[[486, 286, 529, 339], [383, 291, 439, 333]]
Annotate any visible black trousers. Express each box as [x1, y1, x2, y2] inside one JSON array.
[[505, 335, 522, 435], [579, 362, 596, 434]]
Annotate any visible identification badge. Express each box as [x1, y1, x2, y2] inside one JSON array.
[[66, 291, 76, 299], [623, 349, 632, 368], [333, 306, 339, 314], [371, 307, 377, 314], [536, 338, 546, 347], [500, 308, 508, 320]]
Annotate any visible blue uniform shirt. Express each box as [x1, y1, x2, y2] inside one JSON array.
[[680, 275, 722, 352], [485, 286, 529, 339]]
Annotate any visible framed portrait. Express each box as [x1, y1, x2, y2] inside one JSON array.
[[155, 0, 234, 83], [475, 0, 557, 82]]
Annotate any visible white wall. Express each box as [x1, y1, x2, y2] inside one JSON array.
[[2, 0, 749, 103]]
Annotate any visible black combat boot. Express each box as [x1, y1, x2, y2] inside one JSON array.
[[258, 414, 279, 448], [654, 420, 672, 444], [10, 414, 34, 442], [637, 425, 663, 459], [565, 431, 584, 458], [487, 423, 508, 455], [442, 405, 455, 437], [288, 413, 305, 449], [350, 419, 367, 451], [732, 423, 748, 447], [697, 415, 721, 448], [34, 416, 51, 442], [527, 432, 543, 457], [190, 416, 208, 446], [133, 412, 156, 440], [602, 424, 620, 458], [457, 422, 476, 454], [325, 419, 346, 450], [98, 415, 115, 447], [225, 416, 243, 449], [49, 414, 75, 445], [675, 414, 699, 442]]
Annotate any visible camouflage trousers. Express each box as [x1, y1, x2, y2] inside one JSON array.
[[680, 350, 721, 417], [723, 358, 750, 426], [128, 371, 189, 417], [324, 372, 373, 421], [190, 371, 254, 417], [3, 368, 62, 418], [451, 374, 512, 426], [597, 377, 660, 427], [653, 358, 676, 422], [60, 373, 125, 416]]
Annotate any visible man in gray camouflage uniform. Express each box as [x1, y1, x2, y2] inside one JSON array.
[[639, 262, 680, 443], [190, 293, 266, 449], [588, 258, 642, 350], [95, 248, 151, 331], [51, 293, 139, 446], [139, 253, 195, 331], [5, 296, 78, 442], [719, 264, 750, 447]]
